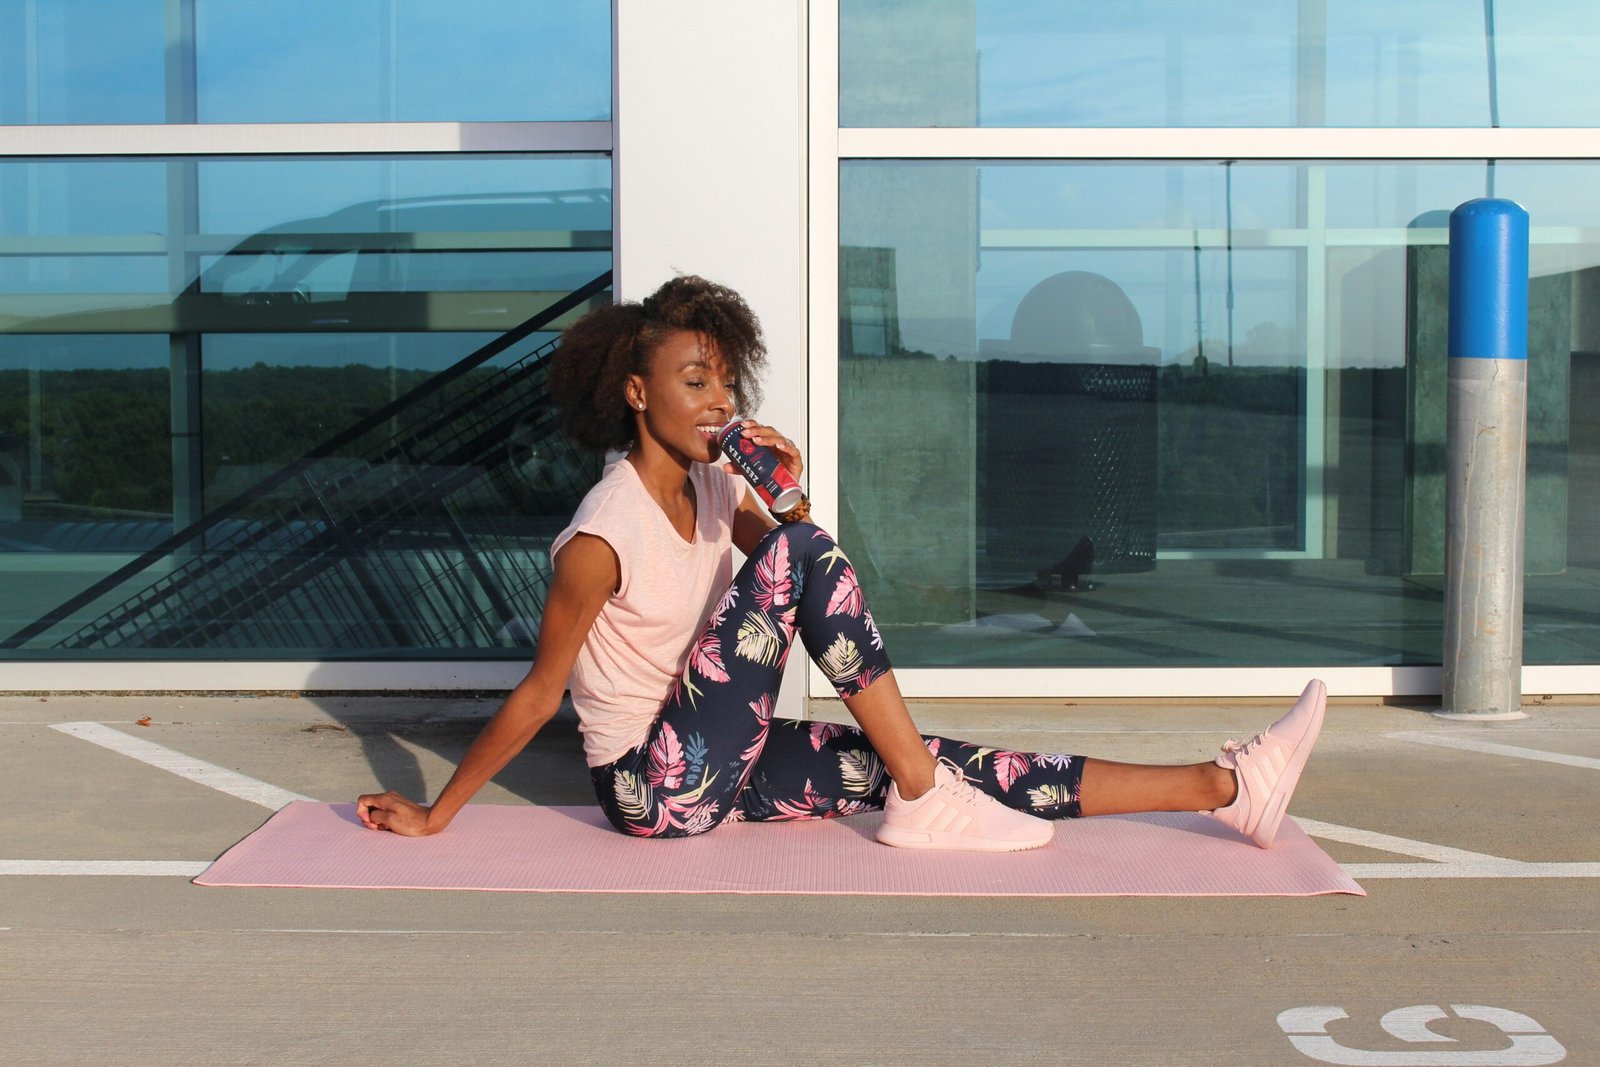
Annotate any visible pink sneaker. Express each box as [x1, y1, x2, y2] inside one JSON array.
[[1208, 679, 1327, 848], [876, 759, 1053, 852]]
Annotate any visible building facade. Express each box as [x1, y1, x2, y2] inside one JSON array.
[[3, 1, 1598, 709]]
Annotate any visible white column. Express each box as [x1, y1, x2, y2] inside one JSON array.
[[614, 0, 810, 716]]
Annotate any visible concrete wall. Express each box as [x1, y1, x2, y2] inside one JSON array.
[[613, 0, 808, 712]]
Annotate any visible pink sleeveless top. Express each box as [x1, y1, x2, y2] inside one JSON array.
[[551, 458, 744, 766]]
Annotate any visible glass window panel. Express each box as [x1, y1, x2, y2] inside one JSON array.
[[0, 0, 610, 125], [1, 155, 611, 660], [841, 0, 1600, 128], [196, 0, 611, 123], [840, 160, 1600, 668], [0, 0, 166, 124], [0, 335, 171, 643]]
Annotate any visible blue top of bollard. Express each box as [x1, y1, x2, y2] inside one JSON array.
[[1448, 198, 1529, 360]]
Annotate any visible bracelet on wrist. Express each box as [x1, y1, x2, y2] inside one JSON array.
[[775, 496, 811, 524]]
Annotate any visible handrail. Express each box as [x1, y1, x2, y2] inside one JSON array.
[[2, 269, 611, 650]]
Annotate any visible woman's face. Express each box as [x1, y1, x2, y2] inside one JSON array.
[[630, 328, 736, 465]]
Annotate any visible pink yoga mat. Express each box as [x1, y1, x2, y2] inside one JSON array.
[[196, 802, 1364, 897]]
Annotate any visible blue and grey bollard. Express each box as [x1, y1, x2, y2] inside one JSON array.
[[1440, 198, 1530, 720]]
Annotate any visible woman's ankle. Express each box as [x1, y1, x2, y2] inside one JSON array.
[[892, 767, 936, 801], [1208, 763, 1239, 810]]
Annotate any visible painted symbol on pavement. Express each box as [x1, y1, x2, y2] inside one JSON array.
[[1277, 1004, 1566, 1065]]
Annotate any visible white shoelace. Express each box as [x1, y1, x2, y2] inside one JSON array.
[[1220, 732, 1266, 761], [933, 756, 985, 803]]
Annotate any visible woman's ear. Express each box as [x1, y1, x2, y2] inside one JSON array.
[[624, 374, 646, 412]]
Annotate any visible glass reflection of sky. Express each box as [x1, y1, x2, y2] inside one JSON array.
[[0, 0, 610, 124], [199, 332, 504, 374], [196, 1, 610, 123], [0, 334, 167, 373], [195, 157, 611, 236], [842, 0, 1600, 127], [0, 0, 165, 124]]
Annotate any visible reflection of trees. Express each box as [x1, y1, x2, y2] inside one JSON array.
[[0, 369, 170, 513], [0, 365, 455, 518], [203, 363, 432, 473]]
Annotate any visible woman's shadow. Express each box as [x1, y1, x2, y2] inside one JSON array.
[[295, 672, 597, 809]]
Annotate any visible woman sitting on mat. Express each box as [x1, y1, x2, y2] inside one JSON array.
[[356, 275, 1326, 852]]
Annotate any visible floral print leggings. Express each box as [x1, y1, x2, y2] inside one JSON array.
[[590, 523, 1087, 838]]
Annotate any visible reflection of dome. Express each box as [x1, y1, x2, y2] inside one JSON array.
[[1010, 271, 1144, 356]]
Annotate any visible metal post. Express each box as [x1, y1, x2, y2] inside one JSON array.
[[1440, 198, 1529, 720]]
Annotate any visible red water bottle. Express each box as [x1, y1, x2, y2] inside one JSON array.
[[715, 419, 804, 513]]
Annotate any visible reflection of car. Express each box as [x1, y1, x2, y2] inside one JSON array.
[[5, 190, 612, 335]]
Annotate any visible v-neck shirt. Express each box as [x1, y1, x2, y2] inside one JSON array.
[[551, 458, 744, 766]]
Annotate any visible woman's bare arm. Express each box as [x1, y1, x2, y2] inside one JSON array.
[[731, 491, 779, 555], [355, 532, 618, 835]]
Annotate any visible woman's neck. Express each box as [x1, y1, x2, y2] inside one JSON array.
[[626, 437, 693, 503]]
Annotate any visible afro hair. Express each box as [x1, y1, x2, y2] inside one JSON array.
[[548, 275, 767, 453]]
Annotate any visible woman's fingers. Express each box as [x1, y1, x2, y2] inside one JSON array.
[[355, 790, 405, 831], [355, 792, 382, 828], [740, 422, 804, 479], [353, 792, 435, 836]]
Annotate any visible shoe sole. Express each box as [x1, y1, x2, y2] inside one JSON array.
[[876, 826, 1054, 853], [1251, 679, 1327, 847]]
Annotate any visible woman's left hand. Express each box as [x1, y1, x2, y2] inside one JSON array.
[[728, 421, 804, 482]]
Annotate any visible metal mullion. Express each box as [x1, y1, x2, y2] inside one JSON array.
[[836, 127, 1600, 162], [0, 121, 614, 157]]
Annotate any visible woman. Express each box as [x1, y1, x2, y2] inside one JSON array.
[[357, 275, 1325, 853]]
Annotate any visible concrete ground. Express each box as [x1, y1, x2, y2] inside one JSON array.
[[3, 691, 1597, 1066]]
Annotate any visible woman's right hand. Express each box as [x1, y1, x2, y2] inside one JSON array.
[[355, 790, 438, 836]]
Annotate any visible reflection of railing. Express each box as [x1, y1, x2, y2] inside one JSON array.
[[2, 270, 612, 653]]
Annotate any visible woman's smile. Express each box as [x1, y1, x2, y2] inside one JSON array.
[[638, 329, 736, 464]]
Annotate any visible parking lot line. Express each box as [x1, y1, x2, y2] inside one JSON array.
[[0, 860, 210, 876], [1294, 817, 1513, 864], [1387, 731, 1600, 770], [1295, 817, 1600, 879], [1343, 861, 1600, 879], [48, 721, 311, 810]]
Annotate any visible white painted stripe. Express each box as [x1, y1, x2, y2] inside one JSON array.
[[0, 659, 528, 692], [260, 929, 507, 935], [3, 661, 1595, 699], [49, 721, 311, 810], [832, 664, 1438, 699], [1387, 731, 1600, 770], [1344, 861, 1600, 879], [7, 857, 1598, 882], [874, 663, 1598, 699], [1294, 818, 1513, 864], [0, 860, 209, 876]]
